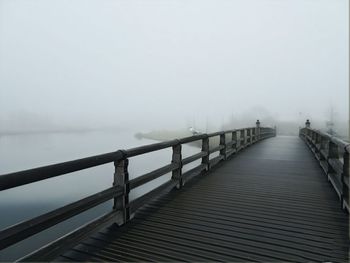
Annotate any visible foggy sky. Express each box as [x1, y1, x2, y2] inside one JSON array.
[[0, 0, 348, 131]]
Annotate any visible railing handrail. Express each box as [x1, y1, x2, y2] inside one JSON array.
[[0, 123, 276, 261], [299, 123, 349, 215], [0, 127, 276, 191], [0, 150, 125, 191], [302, 127, 349, 150]]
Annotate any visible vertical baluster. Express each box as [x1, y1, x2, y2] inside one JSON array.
[[253, 128, 256, 141], [247, 129, 251, 145], [172, 143, 182, 189], [328, 141, 339, 167], [327, 141, 339, 193], [113, 158, 129, 226], [220, 132, 226, 160], [249, 128, 252, 144], [319, 136, 326, 161], [315, 133, 321, 158], [201, 135, 210, 171], [341, 149, 349, 212], [232, 130, 237, 152], [313, 132, 318, 151], [240, 129, 245, 149], [318, 136, 328, 175], [305, 119, 311, 145]]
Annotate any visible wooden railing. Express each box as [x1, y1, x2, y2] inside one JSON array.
[[299, 120, 349, 213], [0, 122, 276, 261]]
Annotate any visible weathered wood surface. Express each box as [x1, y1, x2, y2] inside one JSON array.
[[57, 136, 349, 262], [1, 125, 272, 258]]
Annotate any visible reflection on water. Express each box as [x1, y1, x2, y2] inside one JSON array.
[[0, 130, 200, 260]]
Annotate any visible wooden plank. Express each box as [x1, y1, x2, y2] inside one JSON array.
[[129, 180, 177, 214], [19, 211, 118, 262]]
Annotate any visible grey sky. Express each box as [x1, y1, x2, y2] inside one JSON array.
[[0, 0, 348, 130]]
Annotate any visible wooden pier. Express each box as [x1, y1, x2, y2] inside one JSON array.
[[0, 122, 349, 262]]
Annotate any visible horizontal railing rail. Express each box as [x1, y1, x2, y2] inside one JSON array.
[[0, 121, 276, 261], [299, 123, 349, 213], [0, 151, 125, 191]]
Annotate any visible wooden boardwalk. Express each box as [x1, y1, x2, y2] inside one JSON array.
[[57, 136, 349, 262]]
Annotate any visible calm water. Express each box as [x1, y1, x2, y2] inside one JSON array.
[[0, 130, 200, 260]]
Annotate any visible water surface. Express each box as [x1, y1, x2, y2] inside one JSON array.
[[0, 129, 199, 260]]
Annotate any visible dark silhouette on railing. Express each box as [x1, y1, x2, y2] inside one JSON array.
[[0, 121, 276, 261], [299, 120, 349, 213]]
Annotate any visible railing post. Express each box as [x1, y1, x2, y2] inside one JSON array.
[[220, 132, 226, 160], [171, 143, 183, 189], [201, 135, 210, 170], [305, 119, 311, 143], [310, 131, 316, 152], [240, 129, 245, 149], [113, 158, 130, 226], [232, 130, 237, 150], [250, 128, 253, 144], [247, 129, 251, 145], [328, 141, 339, 161], [315, 133, 320, 145], [327, 141, 339, 184], [256, 120, 260, 141], [252, 128, 256, 143], [314, 133, 321, 157], [341, 149, 349, 212], [311, 131, 316, 144], [319, 135, 326, 160]]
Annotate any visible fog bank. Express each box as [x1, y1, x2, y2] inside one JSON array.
[[0, 0, 348, 136]]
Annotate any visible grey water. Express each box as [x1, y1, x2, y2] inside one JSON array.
[[0, 129, 200, 261]]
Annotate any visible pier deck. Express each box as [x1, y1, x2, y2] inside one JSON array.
[[58, 136, 349, 262]]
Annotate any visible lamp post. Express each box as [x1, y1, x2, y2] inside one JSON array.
[[256, 120, 260, 140], [305, 119, 311, 128]]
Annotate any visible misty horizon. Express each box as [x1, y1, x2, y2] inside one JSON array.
[[0, 0, 348, 136]]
